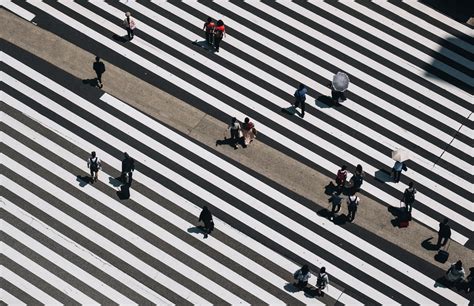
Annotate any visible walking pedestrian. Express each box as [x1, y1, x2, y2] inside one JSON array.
[[93, 56, 105, 88], [294, 84, 307, 118], [241, 117, 257, 148], [391, 160, 404, 183], [445, 260, 465, 284], [198, 206, 214, 239], [213, 20, 225, 52], [335, 165, 347, 194], [401, 182, 416, 214], [87, 151, 101, 184], [329, 191, 342, 215], [346, 191, 360, 222], [293, 264, 311, 291], [121, 152, 135, 187], [227, 117, 241, 149], [350, 164, 364, 192], [203, 17, 215, 45], [437, 218, 451, 248], [123, 12, 136, 40], [315, 267, 329, 296]]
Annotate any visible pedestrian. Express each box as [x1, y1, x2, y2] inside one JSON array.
[[401, 182, 416, 214], [293, 264, 311, 291], [329, 191, 342, 215], [123, 12, 136, 40], [87, 151, 101, 184], [226, 117, 241, 149], [445, 260, 465, 284], [315, 267, 329, 296], [203, 17, 215, 45], [121, 152, 135, 187], [241, 117, 257, 148], [392, 160, 403, 183], [213, 19, 225, 52], [437, 218, 451, 248], [198, 206, 214, 239], [93, 56, 105, 88], [346, 191, 360, 222], [335, 165, 347, 194], [350, 164, 364, 192], [294, 84, 307, 118]]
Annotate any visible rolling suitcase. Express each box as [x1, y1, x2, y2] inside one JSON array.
[[399, 201, 410, 228]]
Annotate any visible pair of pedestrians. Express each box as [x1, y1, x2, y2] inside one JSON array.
[[87, 151, 135, 187], [203, 17, 226, 52], [293, 264, 329, 296], [330, 191, 360, 222], [226, 117, 257, 149]]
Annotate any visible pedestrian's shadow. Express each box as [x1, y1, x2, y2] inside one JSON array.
[[315, 95, 343, 108], [76, 175, 90, 187], [281, 106, 299, 116], [216, 137, 240, 148], [109, 176, 122, 187], [283, 282, 305, 293], [112, 34, 129, 43], [187, 226, 206, 234], [82, 78, 99, 87], [374, 169, 392, 183], [421, 237, 440, 251], [192, 40, 215, 53]]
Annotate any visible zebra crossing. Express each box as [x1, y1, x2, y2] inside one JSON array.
[[1, 0, 472, 304]]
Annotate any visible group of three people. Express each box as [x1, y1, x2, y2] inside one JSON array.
[[227, 117, 258, 150]]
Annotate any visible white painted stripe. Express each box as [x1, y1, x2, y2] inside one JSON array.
[[381, 1, 473, 53], [2, 0, 35, 21], [90, 1, 474, 202], [1, 102, 358, 305], [302, 0, 473, 101], [0, 149, 240, 305], [1, 265, 61, 305], [2, 243, 99, 305], [0, 288, 27, 306], [146, 0, 471, 191], [378, 1, 474, 69], [13, 2, 469, 243], [177, 1, 472, 159], [341, 1, 473, 72], [35, 2, 473, 215], [2, 219, 134, 305], [403, 1, 474, 36], [2, 111, 397, 305], [0, 196, 168, 305]]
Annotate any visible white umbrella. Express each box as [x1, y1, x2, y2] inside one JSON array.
[[392, 148, 410, 162], [332, 72, 350, 92]]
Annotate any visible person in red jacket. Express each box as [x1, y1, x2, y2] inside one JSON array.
[[203, 17, 215, 46], [213, 20, 226, 52]]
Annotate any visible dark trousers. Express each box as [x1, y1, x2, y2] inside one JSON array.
[[214, 36, 222, 51], [230, 129, 239, 148], [331, 202, 341, 213], [331, 90, 346, 102], [126, 28, 134, 39], [294, 99, 306, 117], [205, 31, 213, 45], [95, 72, 103, 84], [393, 170, 401, 182], [437, 235, 449, 247], [347, 206, 357, 222], [121, 171, 133, 187]]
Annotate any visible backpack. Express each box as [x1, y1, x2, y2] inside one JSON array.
[[402, 163, 408, 171], [352, 174, 363, 188], [89, 157, 99, 172], [348, 196, 358, 209], [404, 189, 416, 204], [336, 170, 346, 184], [317, 272, 328, 288]]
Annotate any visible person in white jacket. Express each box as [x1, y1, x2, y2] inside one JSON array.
[[316, 267, 329, 296], [293, 264, 311, 291], [123, 12, 136, 40]]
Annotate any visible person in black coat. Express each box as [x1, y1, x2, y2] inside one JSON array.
[[437, 218, 451, 248], [121, 152, 135, 187], [199, 206, 214, 238], [93, 56, 105, 88]]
